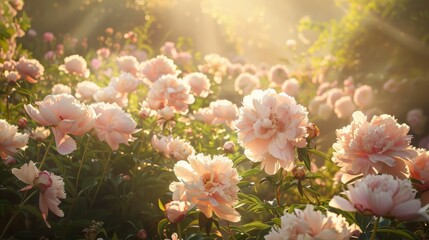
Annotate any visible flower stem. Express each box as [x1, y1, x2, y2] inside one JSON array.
[[39, 136, 54, 170], [75, 135, 91, 189], [0, 190, 37, 239], [90, 151, 112, 209], [370, 216, 380, 240], [177, 222, 183, 239], [227, 221, 236, 240]]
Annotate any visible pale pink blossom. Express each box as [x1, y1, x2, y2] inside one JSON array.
[[343, 76, 355, 95], [265, 204, 358, 240], [383, 79, 400, 93], [317, 103, 332, 121], [15, 57, 45, 83], [0, 119, 28, 158], [96, 47, 110, 59], [160, 42, 178, 58], [408, 149, 429, 191], [210, 100, 238, 128], [93, 86, 128, 107], [406, 109, 427, 135], [24, 94, 96, 155], [116, 55, 139, 75], [226, 63, 243, 79], [146, 75, 194, 114], [234, 73, 260, 95], [281, 78, 299, 97], [235, 89, 309, 175], [139, 55, 179, 85], [4, 70, 20, 83], [332, 111, 418, 182], [193, 107, 215, 124], [157, 106, 175, 120], [268, 64, 288, 85], [334, 96, 356, 119], [91, 102, 137, 151], [90, 58, 101, 70], [165, 201, 190, 223], [285, 39, 297, 49], [12, 161, 66, 227], [139, 101, 155, 119], [75, 81, 100, 102], [184, 72, 211, 98], [109, 72, 139, 93], [30, 126, 50, 141], [353, 85, 374, 108], [51, 84, 71, 95], [329, 174, 429, 221], [43, 32, 54, 42], [59, 54, 90, 78], [169, 153, 241, 222], [151, 135, 195, 161], [326, 88, 344, 108], [197, 54, 230, 84], [308, 95, 327, 115], [242, 63, 258, 75], [174, 52, 192, 66]]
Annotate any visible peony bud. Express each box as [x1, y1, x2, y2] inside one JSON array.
[[223, 141, 235, 153], [17, 117, 28, 129], [165, 201, 189, 223], [306, 123, 320, 140], [292, 165, 306, 181], [136, 229, 147, 239]]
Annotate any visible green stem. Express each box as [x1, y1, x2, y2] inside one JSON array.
[[370, 217, 380, 240], [275, 168, 284, 206], [227, 221, 236, 240], [39, 137, 54, 170], [75, 135, 91, 189], [177, 222, 183, 239], [0, 190, 37, 239], [90, 151, 112, 208]]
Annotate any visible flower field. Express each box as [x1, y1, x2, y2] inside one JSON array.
[[1, 0, 429, 239]]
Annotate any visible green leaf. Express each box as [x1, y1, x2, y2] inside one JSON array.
[[158, 198, 165, 212], [376, 228, 418, 240], [240, 168, 261, 178], [297, 147, 311, 171], [157, 218, 169, 236]]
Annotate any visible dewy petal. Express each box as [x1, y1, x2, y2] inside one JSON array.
[[52, 127, 76, 155], [329, 196, 357, 212]]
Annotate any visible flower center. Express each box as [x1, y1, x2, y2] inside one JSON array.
[[202, 173, 219, 191], [34, 171, 52, 193]]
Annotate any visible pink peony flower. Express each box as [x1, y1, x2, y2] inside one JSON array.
[[165, 200, 190, 223], [281, 78, 300, 97], [332, 111, 418, 182], [96, 47, 110, 59], [268, 64, 289, 85], [139, 55, 179, 85], [326, 88, 345, 109], [59, 54, 90, 78], [169, 153, 241, 222], [157, 106, 175, 120], [343, 76, 355, 95], [317, 103, 333, 121], [406, 109, 427, 135], [116, 55, 139, 75], [193, 107, 215, 124], [151, 135, 195, 161], [12, 161, 66, 227], [51, 84, 72, 95], [197, 54, 230, 84], [109, 72, 139, 93], [30, 126, 50, 142], [146, 74, 195, 114], [43, 32, 55, 43], [24, 94, 96, 155], [353, 85, 374, 109], [408, 149, 429, 191], [183, 72, 211, 98], [160, 42, 178, 59], [0, 119, 29, 158], [329, 174, 429, 221], [334, 96, 356, 119], [90, 58, 101, 70], [15, 57, 45, 83], [4, 70, 20, 84], [234, 73, 260, 95], [210, 100, 238, 128], [91, 102, 137, 151], [93, 86, 128, 107], [174, 52, 192, 66], [383, 79, 400, 93], [75, 80, 100, 102], [265, 204, 358, 240], [235, 89, 309, 175]]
